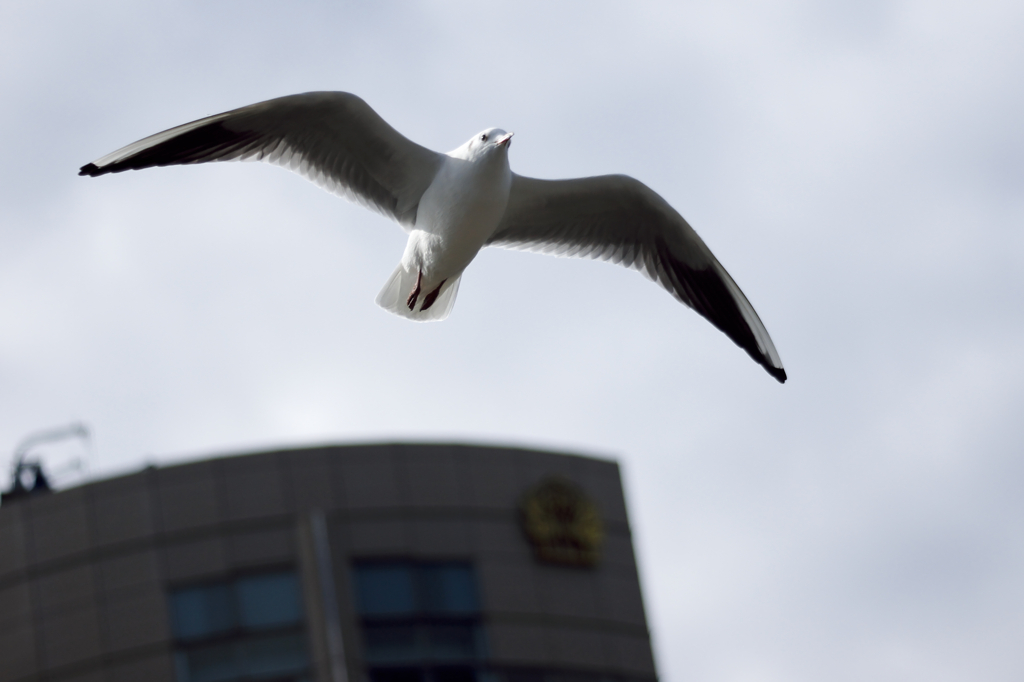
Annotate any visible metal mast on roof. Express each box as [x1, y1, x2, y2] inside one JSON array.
[[1, 422, 91, 505]]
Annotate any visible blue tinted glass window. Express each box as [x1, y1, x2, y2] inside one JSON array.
[[180, 641, 239, 682], [363, 625, 419, 663], [355, 561, 483, 682], [239, 632, 310, 678], [170, 570, 309, 682], [179, 634, 309, 682], [431, 668, 476, 682], [420, 565, 477, 614], [425, 624, 478, 660], [355, 564, 417, 615], [236, 573, 303, 630], [370, 671, 424, 682], [172, 584, 235, 640]]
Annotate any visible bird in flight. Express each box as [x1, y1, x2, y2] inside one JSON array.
[[80, 92, 786, 382]]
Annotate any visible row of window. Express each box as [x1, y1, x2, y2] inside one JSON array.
[[174, 631, 310, 682], [168, 562, 649, 682], [170, 571, 309, 682], [171, 572, 305, 641], [169, 562, 483, 682], [355, 562, 479, 616]]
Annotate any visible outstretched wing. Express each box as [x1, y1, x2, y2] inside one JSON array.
[[488, 174, 787, 382], [79, 91, 445, 228]]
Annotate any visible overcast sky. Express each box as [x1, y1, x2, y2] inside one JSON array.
[[2, 1, 1023, 680]]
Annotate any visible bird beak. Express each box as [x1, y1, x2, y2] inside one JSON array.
[[497, 132, 514, 148]]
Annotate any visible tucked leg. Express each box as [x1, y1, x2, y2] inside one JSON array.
[[406, 269, 423, 311], [421, 279, 448, 311]]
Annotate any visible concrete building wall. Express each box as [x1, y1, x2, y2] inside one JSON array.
[[0, 444, 657, 682]]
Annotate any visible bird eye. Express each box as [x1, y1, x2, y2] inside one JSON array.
[[480, 134, 488, 142]]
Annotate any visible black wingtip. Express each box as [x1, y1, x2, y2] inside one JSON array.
[[767, 365, 787, 384], [79, 163, 101, 177]]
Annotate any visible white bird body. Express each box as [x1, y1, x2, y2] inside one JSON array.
[[80, 91, 787, 382], [378, 129, 514, 319]]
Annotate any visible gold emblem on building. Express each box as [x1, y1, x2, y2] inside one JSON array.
[[520, 476, 604, 567]]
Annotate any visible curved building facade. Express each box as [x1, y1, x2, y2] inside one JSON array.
[[0, 443, 658, 682]]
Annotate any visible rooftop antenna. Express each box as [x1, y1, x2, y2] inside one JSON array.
[[1, 423, 91, 506]]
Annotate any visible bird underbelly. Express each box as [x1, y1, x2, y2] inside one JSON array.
[[405, 154, 512, 290], [403, 201, 505, 288], [401, 223, 488, 288]]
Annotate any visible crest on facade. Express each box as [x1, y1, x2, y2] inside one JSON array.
[[520, 476, 604, 567]]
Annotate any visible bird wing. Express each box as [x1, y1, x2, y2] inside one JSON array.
[[487, 173, 787, 382], [79, 92, 445, 228]]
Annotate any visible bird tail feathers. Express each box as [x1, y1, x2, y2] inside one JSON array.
[[375, 265, 462, 322]]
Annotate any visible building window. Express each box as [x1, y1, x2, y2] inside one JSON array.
[[169, 570, 311, 682], [353, 561, 485, 682]]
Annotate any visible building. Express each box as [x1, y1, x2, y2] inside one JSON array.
[[0, 443, 658, 682]]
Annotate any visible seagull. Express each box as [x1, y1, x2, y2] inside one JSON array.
[[80, 92, 786, 382]]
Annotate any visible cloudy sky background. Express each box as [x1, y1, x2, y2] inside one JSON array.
[[2, 1, 1023, 680]]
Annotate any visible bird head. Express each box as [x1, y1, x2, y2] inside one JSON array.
[[456, 128, 514, 161]]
